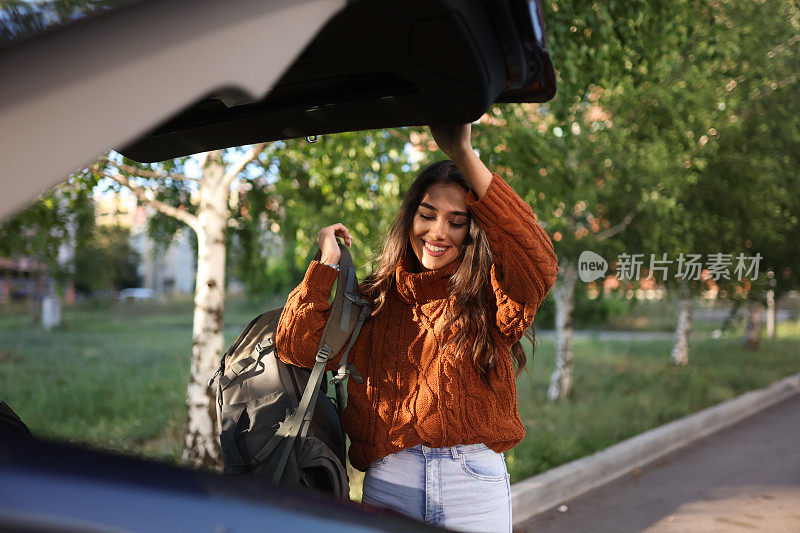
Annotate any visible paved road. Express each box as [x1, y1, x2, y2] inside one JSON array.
[[516, 394, 800, 532]]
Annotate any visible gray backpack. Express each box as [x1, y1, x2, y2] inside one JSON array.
[[212, 244, 371, 498]]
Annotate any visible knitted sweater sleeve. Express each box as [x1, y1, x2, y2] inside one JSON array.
[[275, 260, 342, 371], [466, 173, 558, 342]]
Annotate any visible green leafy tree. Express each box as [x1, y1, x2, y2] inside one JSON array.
[[474, 0, 799, 392], [0, 176, 95, 296], [627, 0, 800, 357], [73, 225, 141, 294], [473, 0, 713, 400]]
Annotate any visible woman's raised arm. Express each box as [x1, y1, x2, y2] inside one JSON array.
[[430, 123, 558, 342], [468, 174, 558, 342]]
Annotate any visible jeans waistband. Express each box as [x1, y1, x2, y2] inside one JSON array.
[[406, 443, 489, 460]]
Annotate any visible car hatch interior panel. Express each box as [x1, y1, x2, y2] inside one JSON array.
[[120, 0, 556, 162]]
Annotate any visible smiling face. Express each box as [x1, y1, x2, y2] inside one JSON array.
[[408, 182, 470, 271]]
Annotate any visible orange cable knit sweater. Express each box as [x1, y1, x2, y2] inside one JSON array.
[[276, 173, 558, 471]]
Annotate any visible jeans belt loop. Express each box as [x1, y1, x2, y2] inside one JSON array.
[[450, 446, 459, 461]]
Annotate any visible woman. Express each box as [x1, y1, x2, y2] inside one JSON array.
[[276, 123, 558, 532]]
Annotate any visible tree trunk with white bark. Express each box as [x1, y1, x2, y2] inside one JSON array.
[[104, 144, 266, 468], [182, 151, 228, 468], [743, 296, 763, 350], [548, 259, 577, 401], [670, 284, 692, 366], [765, 289, 775, 339]]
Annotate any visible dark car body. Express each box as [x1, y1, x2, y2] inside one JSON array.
[[1, 433, 440, 532]]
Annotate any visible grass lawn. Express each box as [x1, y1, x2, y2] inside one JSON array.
[[0, 296, 278, 462], [1, 297, 799, 499]]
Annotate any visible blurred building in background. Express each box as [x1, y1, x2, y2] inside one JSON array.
[[95, 193, 195, 296], [0, 257, 48, 303]]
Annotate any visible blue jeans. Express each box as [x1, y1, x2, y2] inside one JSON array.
[[362, 444, 512, 532]]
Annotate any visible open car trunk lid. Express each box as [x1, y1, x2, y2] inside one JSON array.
[[120, 0, 556, 162]]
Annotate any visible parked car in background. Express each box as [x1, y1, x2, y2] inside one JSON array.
[[118, 287, 158, 301], [0, 0, 556, 530]]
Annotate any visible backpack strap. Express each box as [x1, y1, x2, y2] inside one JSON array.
[[312, 244, 370, 366], [247, 341, 332, 481], [330, 304, 369, 385], [322, 244, 371, 385], [209, 311, 269, 405]]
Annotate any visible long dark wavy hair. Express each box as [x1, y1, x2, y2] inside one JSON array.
[[363, 160, 534, 386]]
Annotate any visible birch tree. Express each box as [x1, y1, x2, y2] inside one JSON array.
[[96, 145, 266, 467], [93, 130, 415, 466], [609, 0, 799, 364], [691, 0, 800, 351]]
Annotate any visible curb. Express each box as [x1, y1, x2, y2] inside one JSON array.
[[511, 372, 800, 526]]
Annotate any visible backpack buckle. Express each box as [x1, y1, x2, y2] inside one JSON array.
[[316, 345, 332, 363], [255, 338, 275, 356], [329, 362, 363, 385]]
